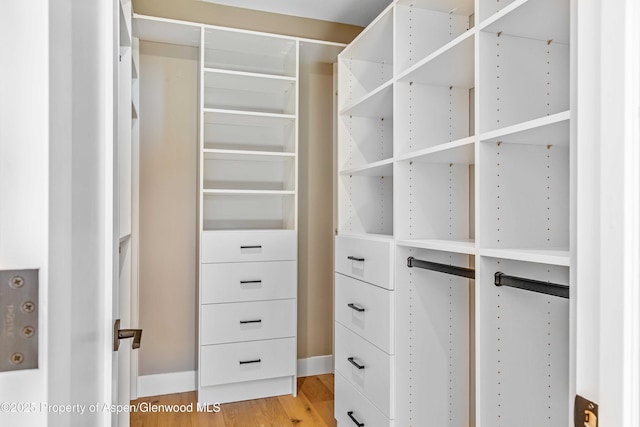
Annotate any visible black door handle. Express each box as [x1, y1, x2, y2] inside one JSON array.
[[347, 256, 365, 262], [113, 319, 143, 351], [347, 357, 365, 369], [347, 411, 364, 426], [348, 303, 365, 312], [240, 319, 262, 324], [239, 359, 261, 365]]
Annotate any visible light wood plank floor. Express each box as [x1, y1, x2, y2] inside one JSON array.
[[130, 374, 336, 427]]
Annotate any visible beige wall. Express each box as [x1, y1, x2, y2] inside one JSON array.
[[139, 42, 199, 375], [298, 62, 336, 358], [132, 0, 362, 44]]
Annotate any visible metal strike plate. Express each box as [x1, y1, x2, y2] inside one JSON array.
[[575, 395, 598, 427], [0, 269, 38, 372]]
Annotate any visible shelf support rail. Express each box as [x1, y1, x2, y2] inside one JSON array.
[[406, 256, 475, 279], [494, 272, 569, 299]]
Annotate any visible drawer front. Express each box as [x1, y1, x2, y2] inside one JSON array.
[[335, 273, 394, 354], [202, 230, 296, 263], [201, 299, 296, 345], [335, 235, 393, 289], [202, 261, 296, 304], [335, 372, 391, 427], [335, 322, 394, 418], [200, 338, 295, 387]]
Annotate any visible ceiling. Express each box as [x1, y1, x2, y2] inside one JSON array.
[[200, 0, 391, 27]]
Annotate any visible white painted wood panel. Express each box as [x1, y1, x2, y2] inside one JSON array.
[[334, 372, 392, 427], [334, 322, 395, 418], [200, 338, 296, 387], [201, 230, 297, 262], [335, 235, 393, 289], [201, 261, 296, 303], [335, 273, 394, 353], [200, 299, 296, 345]]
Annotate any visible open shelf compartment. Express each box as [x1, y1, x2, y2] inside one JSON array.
[[395, 0, 475, 74], [203, 154, 295, 192], [203, 109, 295, 153], [338, 6, 393, 110], [478, 3, 569, 134], [202, 193, 295, 231], [204, 28, 297, 77], [479, 120, 569, 251], [395, 34, 474, 156], [395, 141, 475, 247], [479, 0, 570, 43], [338, 168, 393, 237], [203, 69, 296, 115], [478, 256, 569, 426], [338, 86, 393, 171]]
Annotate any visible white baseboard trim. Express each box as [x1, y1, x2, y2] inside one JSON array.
[[137, 370, 196, 398], [297, 355, 334, 377], [137, 356, 334, 398]]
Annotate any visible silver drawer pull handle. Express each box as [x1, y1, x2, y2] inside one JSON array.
[[239, 359, 261, 365], [348, 303, 365, 312], [347, 256, 365, 262], [240, 280, 262, 284], [347, 411, 365, 426], [241, 245, 262, 249], [240, 319, 262, 324], [347, 357, 365, 369]]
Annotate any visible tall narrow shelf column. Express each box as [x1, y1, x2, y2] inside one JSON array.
[[197, 27, 299, 404], [133, 13, 344, 403]]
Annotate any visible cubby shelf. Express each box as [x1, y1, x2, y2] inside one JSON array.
[[202, 189, 295, 195], [339, 5, 394, 68], [339, 158, 393, 177], [479, 110, 570, 146], [397, 238, 476, 255], [479, 0, 570, 43], [397, 29, 475, 88], [203, 108, 295, 121], [339, 80, 393, 117], [203, 149, 295, 162], [479, 247, 570, 266], [396, 136, 474, 163]]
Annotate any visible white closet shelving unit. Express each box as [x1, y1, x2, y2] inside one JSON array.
[[336, 0, 572, 426], [133, 14, 344, 405]]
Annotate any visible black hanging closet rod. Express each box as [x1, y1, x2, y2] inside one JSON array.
[[406, 256, 475, 279], [494, 272, 569, 299]]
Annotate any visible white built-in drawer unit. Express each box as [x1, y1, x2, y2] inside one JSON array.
[[335, 235, 394, 290], [335, 273, 394, 353], [335, 372, 391, 427], [335, 322, 394, 419], [201, 230, 296, 263], [200, 229, 297, 403], [200, 299, 296, 345], [200, 337, 296, 387], [201, 261, 296, 303]]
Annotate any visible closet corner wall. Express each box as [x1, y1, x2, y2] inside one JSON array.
[[132, 14, 344, 403], [335, 0, 573, 426]]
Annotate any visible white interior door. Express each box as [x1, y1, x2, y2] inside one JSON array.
[[0, 1, 131, 426]]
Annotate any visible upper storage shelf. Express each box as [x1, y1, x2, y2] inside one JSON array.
[[395, 0, 474, 75], [479, 0, 570, 43], [204, 28, 297, 77], [338, 6, 394, 110], [203, 69, 296, 115]]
